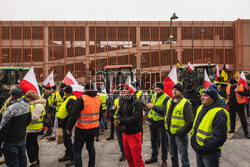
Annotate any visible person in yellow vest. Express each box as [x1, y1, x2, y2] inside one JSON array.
[[41, 85, 46, 98], [25, 90, 46, 167], [57, 85, 76, 166], [191, 87, 230, 167], [165, 83, 193, 167], [145, 82, 170, 167], [66, 83, 102, 167], [226, 78, 250, 138], [47, 83, 66, 141]]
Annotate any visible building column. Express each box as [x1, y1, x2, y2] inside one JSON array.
[[136, 24, 141, 79], [177, 23, 182, 63], [85, 25, 90, 83], [44, 25, 49, 77]]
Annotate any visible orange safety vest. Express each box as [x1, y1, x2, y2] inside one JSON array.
[[75, 94, 102, 129], [226, 84, 246, 104]]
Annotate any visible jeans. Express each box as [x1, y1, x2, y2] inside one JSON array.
[[115, 126, 124, 155], [196, 151, 221, 167], [26, 132, 39, 163], [169, 134, 190, 167], [3, 138, 27, 167], [149, 125, 168, 160], [62, 128, 73, 160], [74, 127, 96, 167], [100, 112, 106, 132]]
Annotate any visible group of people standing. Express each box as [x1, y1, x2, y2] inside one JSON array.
[[0, 76, 249, 167]]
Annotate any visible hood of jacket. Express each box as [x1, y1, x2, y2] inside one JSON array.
[[29, 98, 46, 105]]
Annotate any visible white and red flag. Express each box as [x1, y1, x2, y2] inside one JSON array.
[[101, 83, 107, 94], [215, 64, 220, 82], [238, 71, 248, 104], [42, 71, 55, 87], [101, 74, 106, 82], [187, 62, 195, 73], [125, 76, 136, 93], [62, 71, 78, 85], [164, 66, 178, 97], [70, 84, 84, 98], [19, 67, 41, 97], [131, 72, 137, 83], [110, 75, 114, 93], [204, 69, 212, 89]]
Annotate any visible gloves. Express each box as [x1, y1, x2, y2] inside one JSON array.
[[113, 120, 126, 131]]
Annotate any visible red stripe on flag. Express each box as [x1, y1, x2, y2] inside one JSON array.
[[20, 80, 40, 95], [164, 77, 175, 97], [204, 80, 212, 89]]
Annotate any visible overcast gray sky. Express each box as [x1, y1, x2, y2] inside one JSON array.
[[0, 0, 249, 21]]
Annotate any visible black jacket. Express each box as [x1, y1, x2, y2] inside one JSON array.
[[117, 95, 143, 135], [166, 97, 193, 137], [0, 98, 31, 146], [66, 91, 102, 133], [184, 89, 201, 113], [107, 93, 119, 118], [228, 85, 249, 107], [191, 99, 228, 154]]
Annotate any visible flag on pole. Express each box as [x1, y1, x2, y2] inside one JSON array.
[[125, 76, 136, 93], [204, 69, 212, 89], [70, 84, 84, 98], [177, 60, 181, 67], [101, 82, 107, 95], [215, 64, 220, 82], [187, 62, 195, 73], [221, 65, 228, 81], [62, 71, 78, 85], [163, 66, 178, 97], [43, 71, 55, 87], [238, 71, 248, 104], [19, 67, 41, 97], [110, 75, 114, 93]]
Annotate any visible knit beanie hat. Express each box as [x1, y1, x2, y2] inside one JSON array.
[[173, 83, 184, 94], [209, 84, 218, 92], [60, 83, 67, 89], [64, 85, 73, 94], [155, 82, 164, 90], [202, 87, 218, 101]]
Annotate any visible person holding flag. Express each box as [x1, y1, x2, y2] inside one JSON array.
[[145, 82, 170, 167], [226, 78, 250, 138]]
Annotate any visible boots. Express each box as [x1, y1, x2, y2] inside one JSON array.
[[145, 157, 157, 164], [162, 160, 168, 167], [58, 154, 71, 162], [29, 161, 39, 167]]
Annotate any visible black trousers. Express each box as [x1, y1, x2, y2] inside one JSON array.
[[26, 132, 39, 163], [149, 124, 168, 160], [74, 127, 96, 167], [114, 126, 124, 155], [62, 128, 73, 160], [229, 104, 249, 135], [110, 117, 114, 137]]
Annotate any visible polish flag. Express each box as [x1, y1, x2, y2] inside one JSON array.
[[43, 71, 55, 87], [19, 67, 41, 97], [110, 75, 114, 93], [238, 71, 248, 104], [188, 62, 195, 73], [101, 82, 107, 95], [164, 66, 178, 97], [215, 64, 220, 82], [125, 76, 136, 93], [204, 69, 212, 89], [101, 74, 106, 82], [70, 84, 84, 98], [62, 71, 78, 85], [131, 72, 137, 83]]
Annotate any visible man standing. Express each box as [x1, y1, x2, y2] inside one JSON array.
[[191, 87, 230, 167], [145, 82, 170, 167], [66, 83, 102, 167], [165, 83, 193, 167], [0, 88, 31, 167], [57, 85, 76, 166], [226, 79, 250, 138], [114, 84, 144, 167]]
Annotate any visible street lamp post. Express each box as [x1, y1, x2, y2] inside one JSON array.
[[192, 28, 205, 64], [169, 13, 178, 69]]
